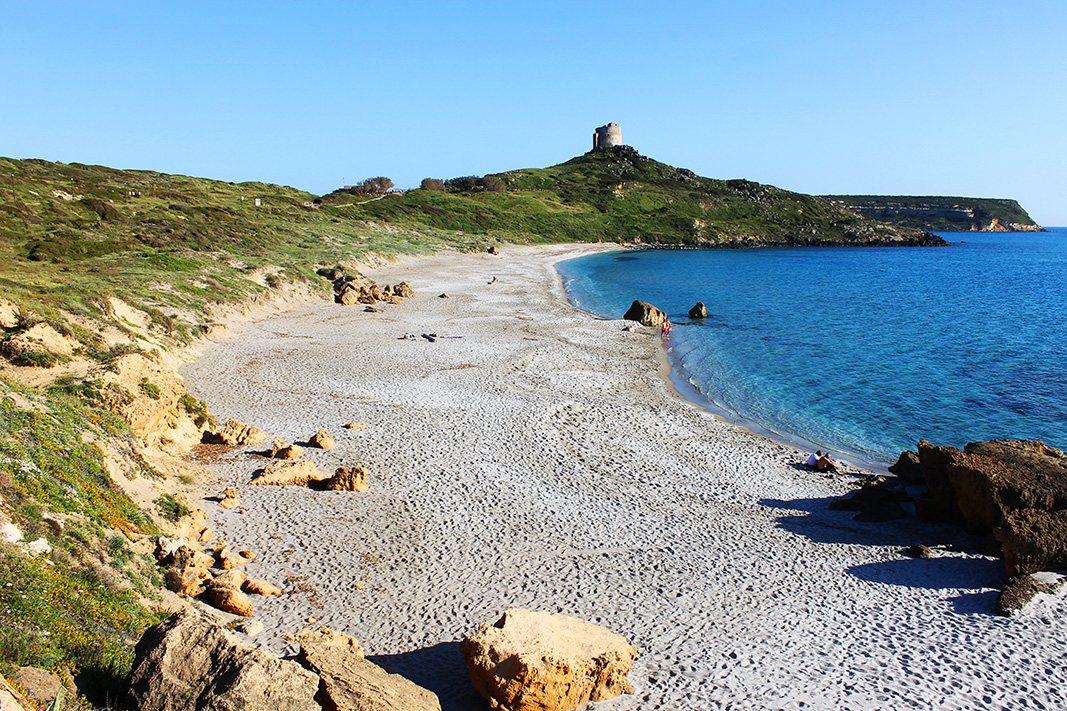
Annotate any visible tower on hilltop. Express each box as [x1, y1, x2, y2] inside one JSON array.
[[593, 122, 622, 150]]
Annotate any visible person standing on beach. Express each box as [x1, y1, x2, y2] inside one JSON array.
[[662, 317, 672, 336]]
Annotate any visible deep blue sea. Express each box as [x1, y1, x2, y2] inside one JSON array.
[[557, 228, 1067, 466]]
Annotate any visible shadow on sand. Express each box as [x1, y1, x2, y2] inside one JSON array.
[[761, 495, 1005, 615], [370, 641, 490, 711]]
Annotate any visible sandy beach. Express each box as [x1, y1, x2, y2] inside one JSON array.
[[182, 244, 1067, 711]]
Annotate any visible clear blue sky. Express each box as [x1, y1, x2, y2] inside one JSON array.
[[2, 1, 1064, 224]]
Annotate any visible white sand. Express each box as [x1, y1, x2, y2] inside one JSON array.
[[183, 244, 1067, 711]]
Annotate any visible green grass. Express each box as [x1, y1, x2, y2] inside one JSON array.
[[323, 147, 934, 247]]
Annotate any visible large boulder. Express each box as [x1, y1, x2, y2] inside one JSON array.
[[294, 627, 441, 711], [461, 609, 637, 711], [914, 439, 962, 522], [309, 429, 336, 450], [211, 419, 270, 447], [887, 450, 924, 484], [623, 300, 666, 328], [321, 466, 369, 492], [996, 571, 1067, 616], [251, 460, 330, 487], [688, 302, 707, 319], [126, 611, 321, 711], [997, 508, 1067, 577], [393, 281, 416, 298], [205, 581, 255, 617], [912, 438, 1067, 576]]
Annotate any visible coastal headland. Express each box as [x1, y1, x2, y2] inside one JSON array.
[[180, 244, 1066, 709]]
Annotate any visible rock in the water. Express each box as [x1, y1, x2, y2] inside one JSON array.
[[688, 302, 707, 319], [127, 611, 320, 711], [888, 450, 924, 484], [321, 466, 369, 492], [294, 627, 442, 711], [206, 581, 255, 616], [623, 300, 666, 328], [251, 460, 330, 487], [309, 429, 336, 450], [461, 609, 637, 711], [996, 572, 1067, 616]]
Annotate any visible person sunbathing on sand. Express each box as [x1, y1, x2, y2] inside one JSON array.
[[805, 450, 838, 472]]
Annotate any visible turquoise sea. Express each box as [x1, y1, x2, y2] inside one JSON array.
[[557, 228, 1067, 466]]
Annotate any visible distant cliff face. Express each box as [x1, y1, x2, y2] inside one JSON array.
[[823, 196, 1043, 233]]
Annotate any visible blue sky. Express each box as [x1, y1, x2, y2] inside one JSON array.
[[2, 1, 1064, 224]]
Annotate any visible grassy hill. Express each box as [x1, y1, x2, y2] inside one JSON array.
[[325, 146, 942, 248], [823, 195, 1042, 232]]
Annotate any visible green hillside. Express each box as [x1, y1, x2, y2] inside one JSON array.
[[326, 146, 942, 248], [824, 195, 1042, 232]]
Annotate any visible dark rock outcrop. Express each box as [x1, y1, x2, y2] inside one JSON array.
[[907, 438, 1067, 576], [996, 572, 1067, 616], [688, 302, 707, 319], [888, 450, 924, 484], [623, 300, 666, 328], [828, 476, 909, 522]]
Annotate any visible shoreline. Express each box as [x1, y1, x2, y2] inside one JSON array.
[[181, 243, 1066, 710]]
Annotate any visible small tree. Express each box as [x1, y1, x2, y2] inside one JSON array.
[[350, 177, 394, 195], [445, 176, 480, 192], [481, 176, 506, 192], [420, 178, 445, 191]]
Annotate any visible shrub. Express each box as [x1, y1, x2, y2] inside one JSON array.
[[154, 493, 189, 522], [420, 178, 445, 191], [15, 349, 67, 369], [138, 377, 160, 400]]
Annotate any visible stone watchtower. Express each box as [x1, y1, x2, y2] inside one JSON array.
[[593, 122, 622, 150]]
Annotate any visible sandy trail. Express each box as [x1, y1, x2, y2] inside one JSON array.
[[183, 244, 1067, 711]]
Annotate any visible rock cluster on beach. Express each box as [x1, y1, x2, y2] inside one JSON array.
[[319, 264, 416, 306], [126, 607, 636, 711], [155, 518, 281, 617], [127, 610, 442, 711], [890, 438, 1067, 614]]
